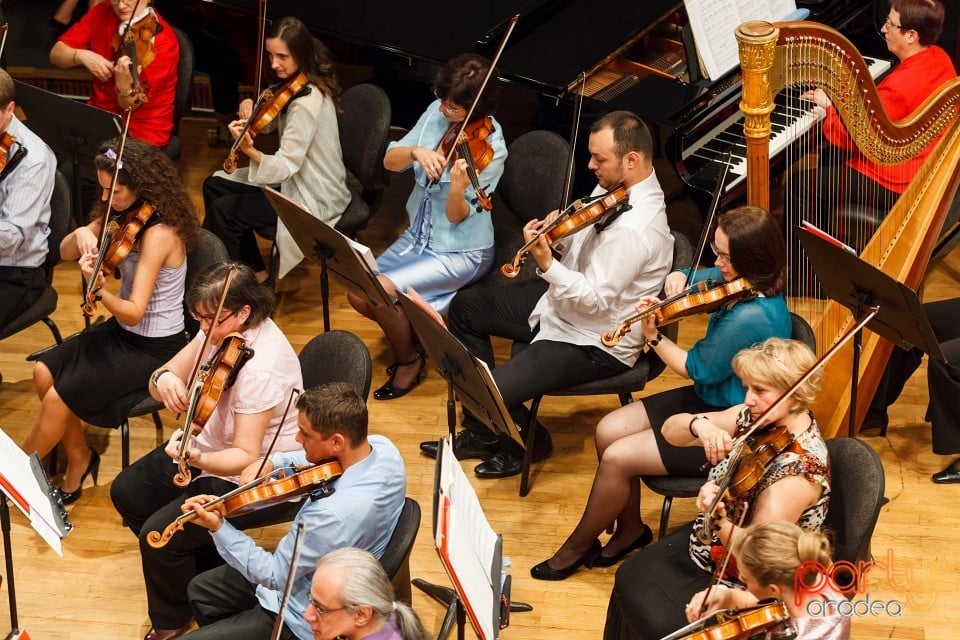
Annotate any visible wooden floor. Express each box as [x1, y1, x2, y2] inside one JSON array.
[[1, 117, 959, 639]]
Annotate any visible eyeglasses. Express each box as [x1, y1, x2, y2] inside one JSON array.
[[307, 597, 348, 617], [709, 241, 732, 264], [884, 16, 905, 30], [190, 310, 234, 326], [433, 91, 465, 114]]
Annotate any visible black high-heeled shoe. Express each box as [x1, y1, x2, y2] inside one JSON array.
[[59, 447, 101, 506], [386, 348, 425, 375], [530, 539, 602, 581], [592, 524, 653, 568], [374, 353, 426, 400]]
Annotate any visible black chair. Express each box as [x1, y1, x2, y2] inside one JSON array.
[[822, 436, 885, 564], [0, 170, 71, 384], [379, 497, 421, 605], [641, 312, 818, 538], [467, 130, 572, 290], [298, 330, 373, 401], [116, 230, 229, 468], [261, 83, 392, 294], [161, 26, 195, 162], [512, 233, 693, 497]]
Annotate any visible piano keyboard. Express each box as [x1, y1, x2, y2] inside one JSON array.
[[681, 56, 892, 192]]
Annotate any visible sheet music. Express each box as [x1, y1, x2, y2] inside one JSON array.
[[0, 428, 68, 555], [684, 0, 797, 80], [346, 236, 379, 273], [437, 438, 501, 640]]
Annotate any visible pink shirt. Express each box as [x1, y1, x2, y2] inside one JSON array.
[[192, 319, 302, 483]]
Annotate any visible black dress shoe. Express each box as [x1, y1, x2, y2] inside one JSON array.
[[420, 429, 499, 460], [474, 430, 553, 478], [530, 539, 602, 581], [932, 460, 960, 484], [592, 524, 653, 567]]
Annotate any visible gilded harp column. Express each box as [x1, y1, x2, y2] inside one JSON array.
[[736, 21, 778, 212]]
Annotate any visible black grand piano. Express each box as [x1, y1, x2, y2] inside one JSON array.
[[206, 0, 896, 213]]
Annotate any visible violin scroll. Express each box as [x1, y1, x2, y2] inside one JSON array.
[[500, 256, 524, 278]]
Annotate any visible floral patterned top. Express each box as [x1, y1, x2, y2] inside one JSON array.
[[689, 408, 831, 578]]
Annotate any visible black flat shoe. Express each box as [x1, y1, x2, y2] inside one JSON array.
[[592, 524, 653, 567], [420, 429, 500, 460], [59, 447, 101, 505], [530, 539, 602, 581], [932, 460, 960, 484], [373, 353, 425, 401]]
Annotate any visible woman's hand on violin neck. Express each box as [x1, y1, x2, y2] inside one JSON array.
[[697, 481, 726, 517], [181, 495, 225, 532], [449, 158, 470, 193], [632, 296, 661, 340], [165, 429, 201, 464], [237, 99, 254, 120], [664, 271, 688, 298], [78, 254, 105, 289], [113, 54, 136, 86], [240, 457, 274, 485]]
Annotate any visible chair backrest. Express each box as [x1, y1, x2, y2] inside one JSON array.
[[379, 497, 420, 604], [46, 170, 73, 278], [497, 130, 571, 224], [790, 312, 816, 352], [183, 229, 229, 336], [171, 27, 195, 130], [298, 330, 373, 401], [338, 84, 391, 199], [822, 437, 885, 564]]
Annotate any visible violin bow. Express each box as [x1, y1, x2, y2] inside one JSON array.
[[686, 151, 732, 289], [558, 72, 586, 212], [254, 0, 269, 99], [0, 24, 8, 62], [697, 507, 750, 615], [271, 523, 305, 640], [432, 15, 519, 180], [252, 387, 302, 480]]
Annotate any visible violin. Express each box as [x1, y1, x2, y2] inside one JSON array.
[[172, 332, 255, 488], [112, 3, 161, 105], [601, 278, 757, 347], [668, 599, 790, 640], [500, 185, 629, 278], [0, 130, 27, 182], [223, 72, 309, 173], [147, 460, 343, 548], [436, 116, 497, 211], [82, 202, 156, 316]]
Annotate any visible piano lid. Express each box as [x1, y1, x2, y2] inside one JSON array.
[[206, 0, 679, 98]]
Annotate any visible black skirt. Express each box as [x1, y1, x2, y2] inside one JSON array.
[[38, 318, 186, 428], [647, 385, 724, 476]]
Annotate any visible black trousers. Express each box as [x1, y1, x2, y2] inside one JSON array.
[[202, 175, 276, 272], [447, 282, 629, 455], [186, 564, 297, 640], [0, 265, 45, 330], [110, 445, 302, 629], [868, 298, 960, 454]]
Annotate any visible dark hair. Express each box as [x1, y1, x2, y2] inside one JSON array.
[[717, 205, 786, 297], [890, 0, 945, 46], [590, 111, 653, 160], [186, 262, 276, 326], [296, 382, 368, 447], [93, 137, 199, 249], [268, 17, 341, 102], [432, 54, 500, 117], [0, 69, 13, 108]]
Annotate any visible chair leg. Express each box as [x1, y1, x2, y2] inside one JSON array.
[[320, 258, 330, 333], [121, 418, 130, 469], [150, 411, 164, 447], [519, 396, 543, 498], [43, 317, 63, 345], [658, 496, 673, 540], [269, 241, 280, 293], [618, 392, 634, 406]]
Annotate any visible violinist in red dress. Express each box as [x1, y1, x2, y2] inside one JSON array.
[[347, 53, 508, 401], [420, 111, 673, 479], [50, 0, 179, 148], [110, 262, 304, 640], [535, 205, 792, 577]]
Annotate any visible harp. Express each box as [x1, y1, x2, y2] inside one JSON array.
[[736, 20, 960, 438]]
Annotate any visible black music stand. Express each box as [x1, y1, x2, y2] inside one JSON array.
[[799, 224, 944, 437], [12, 80, 121, 226], [263, 186, 391, 331]]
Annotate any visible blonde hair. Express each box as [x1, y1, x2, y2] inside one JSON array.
[[732, 338, 822, 413], [732, 521, 832, 589]]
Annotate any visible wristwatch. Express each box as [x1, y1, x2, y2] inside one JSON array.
[[150, 368, 171, 389]]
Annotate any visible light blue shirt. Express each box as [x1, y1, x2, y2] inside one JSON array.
[[387, 101, 507, 252], [210, 435, 406, 640], [0, 117, 55, 268]]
